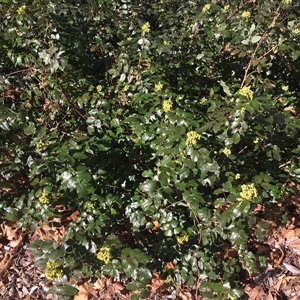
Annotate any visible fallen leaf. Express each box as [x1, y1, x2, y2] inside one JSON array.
[[245, 284, 265, 300], [283, 263, 300, 275]]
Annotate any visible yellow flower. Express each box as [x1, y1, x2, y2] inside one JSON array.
[[45, 261, 63, 281], [141, 22, 150, 34], [176, 235, 189, 245], [123, 84, 130, 91], [282, 0, 292, 5], [96, 85, 103, 93], [282, 85, 289, 92], [223, 147, 231, 157], [154, 81, 163, 92], [239, 183, 258, 201], [85, 202, 95, 210], [97, 246, 112, 264], [186, 131, 201, 146], [202, 4, 211, 13], [253, 137, 259, 144], [35, 140, 45, 155], [292, 28, 300, 36], [162, 99, 172, 113], [238, 86, 254, 100], [39, 192, 49, 204], [241, 11, 251, 19], [227, 294, 237, 300], [163, 40, 170, 46], [235, 173, 241, 180], [280, 189, 289, 197], [17, 5, 26, 15], [223, 5, 230, 12], [240, 107, 246, 113], [200, 97, 207, 104]]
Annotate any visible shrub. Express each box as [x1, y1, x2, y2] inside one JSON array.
[[1, 0, 300, 299]]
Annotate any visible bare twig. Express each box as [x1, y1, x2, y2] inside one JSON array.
[[4, 68, 32, 77], [240, 13, 282, 88]]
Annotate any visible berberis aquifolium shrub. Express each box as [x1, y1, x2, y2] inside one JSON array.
[[1, 0, 300, 299]]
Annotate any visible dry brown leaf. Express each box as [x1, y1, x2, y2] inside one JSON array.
[[74, 280, 98, 300], [113, 282, 124, 291], [31, 218, 65, 242], [294, 228, 300, 236], [9, 234, 23, 248], [285, 237, 300, 248], [94, 276, 108, 291], [281, 229, 296, 239], [5, 223, 19, 241], [63, 210, 80, 223], [284, 106, 297, 115], [164, 261, 174, 270], [178, 291, 193, 300], [0, 253, 13, 279], [147, 272, 165, 293], [245, 284, 265, 300], [273, 275, 295, 291], [74, 285, 89, 300], [265, 292, 275, 300], [270, 245, 284, 266], [152, 220, 160, 231]]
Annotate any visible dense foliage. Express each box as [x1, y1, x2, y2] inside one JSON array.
[[1, 0, 300, 299]]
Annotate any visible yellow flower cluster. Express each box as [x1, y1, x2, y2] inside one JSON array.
[[202, 4, 211, 13], [154, 81, 163, 92], [185, 131, 201, 146], [163, 40, 170, 46], [223, 5, 230, 12], [238, 86, 253, 100], [85, 202, 95, 210], [239, 183, 258, 201], [282, 0, 292, 5], [35, 140, 45, 155], [96, 85, 103, 92], [97, 246, 112, 264], [235, 173, 240, 180], [141, 22, 150, 34], [45, 261, 63, 281], [162, 99, 172, 113], [39, 192, 49, 204], [227, 294, 237, 300], [223, 147, 231, 157], [176, 235, 189, 245], [242, 11, 251, 19], [200, 97, 207, 104], [292, 28, 300, 36], [17, 5, 26, 15]]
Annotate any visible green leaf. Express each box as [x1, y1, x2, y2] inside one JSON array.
[[5, 213, 18, 221], [220, 80, 232, 96], [24, 124, 36, 135], [140, 180, 158, 194], [260, 182, 273, 191], [142, 170, 153, 178], [57, 285, 78, 296], [251, 35, 261, 43]]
